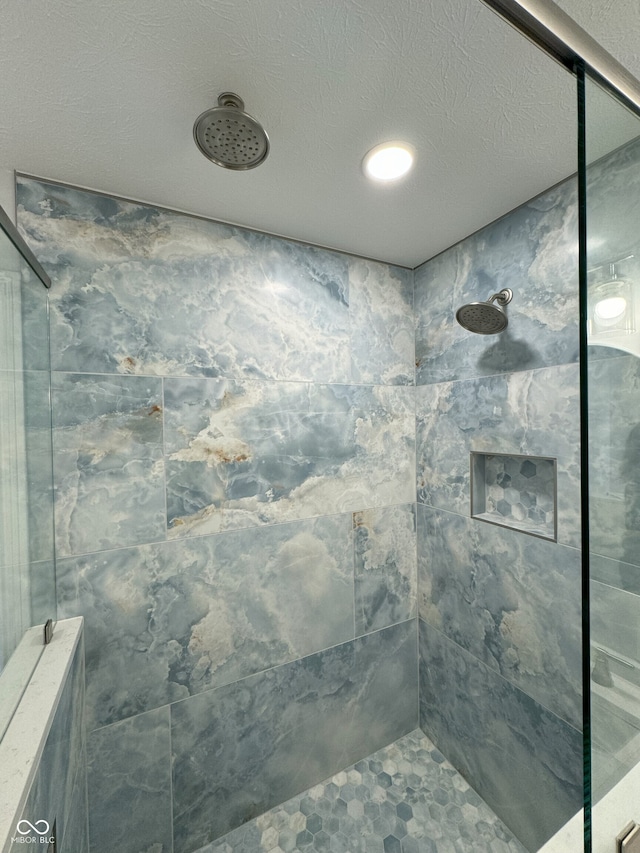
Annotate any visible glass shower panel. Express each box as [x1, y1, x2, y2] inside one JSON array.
[[583, 72, 640, 849], [0, 209, 55, 740]]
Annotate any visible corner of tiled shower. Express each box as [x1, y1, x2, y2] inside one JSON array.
[[15, 155, 589, 853]]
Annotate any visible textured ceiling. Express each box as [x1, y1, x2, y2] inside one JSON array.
[[0, 0, 633, 267]]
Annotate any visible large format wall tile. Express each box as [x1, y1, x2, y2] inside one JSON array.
[[52, 373, 166, 557], [20, 263, 51, 373], [416, 363, 581, 547], [171, 619, 418, 853], [17, 179, 351, 384], [418, 504, 581, 728], [29, 559, 57, 628], [354, 503, 417, 634], [60, 756, 89, 853], [164, 378, 415, 537], [202, 728, 528, 853], [419, 620, 582, 852], [18, 178, 416, 388], [87, 707, 172, 853], [19, 178, 408, 390], [348, 258, 414, 386], [414, 177, 579, 386], [57, 514, 355, 730]]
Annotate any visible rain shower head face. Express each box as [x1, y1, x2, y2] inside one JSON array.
[[193, 92, 270, 170], [455, 289, 513, 335], [456, 302, 508, 334]]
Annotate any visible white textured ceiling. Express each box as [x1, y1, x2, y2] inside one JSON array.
[[0, 0, 635, 267]]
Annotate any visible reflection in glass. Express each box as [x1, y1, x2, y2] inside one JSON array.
[[0, 215, 55, 740], [584, 72, 640, 850]]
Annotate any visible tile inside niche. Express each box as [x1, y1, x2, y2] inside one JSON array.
[[471, 452, 557, 541]]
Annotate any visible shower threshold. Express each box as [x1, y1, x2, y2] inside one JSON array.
[[197, 728, 527, 853]]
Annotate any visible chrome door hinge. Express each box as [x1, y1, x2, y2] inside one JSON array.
[[618, 822, 640, 852], [43, 618, 53, 645]]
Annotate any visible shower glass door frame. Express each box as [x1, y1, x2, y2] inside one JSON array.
[[482, 3, 640, 851], [579, 64, 640, 853]]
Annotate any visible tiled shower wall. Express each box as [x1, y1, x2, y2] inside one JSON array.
[[17, 177, 419, 853], [18, 171, 594, 853], [414, 179, 584, 851]]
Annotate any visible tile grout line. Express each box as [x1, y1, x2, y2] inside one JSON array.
[[168, 703, 175, 853], [161, 375, 170, 545], [54, 501, 419, 562], [86, 618, 418, 736], [419, 616, 583, 736]]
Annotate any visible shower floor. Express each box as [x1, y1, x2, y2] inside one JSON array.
[[197, 728, 528, 853]]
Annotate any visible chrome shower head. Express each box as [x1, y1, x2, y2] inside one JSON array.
[[193, 92, 270, 170], [455, 288, 513, 334]]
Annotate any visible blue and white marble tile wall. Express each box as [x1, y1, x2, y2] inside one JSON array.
[[163, 377, 414, 538], [52, 372, 166, 557], [354, 504, 417, 634], [17, 179, 414, 388], [418, 506, 581, 728], [414, 173, 583, 849], [86, 708, 172, 853], [414, 177, 579, 386], [419, 621, 582, 853], [57, 515, 356, 731], [171, 620, 417, 853], [17, 177, 418, 853], [416, 363, 581, 549]]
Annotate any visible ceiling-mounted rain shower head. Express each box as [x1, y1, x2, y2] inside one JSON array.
[[193, 92, 270, 170], [455, 288, 513, 334]]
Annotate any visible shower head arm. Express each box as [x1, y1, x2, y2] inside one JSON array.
[[488, 288, 513, 306], [217, 92, 244, 110]]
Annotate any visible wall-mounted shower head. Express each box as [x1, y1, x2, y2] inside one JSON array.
[[193, 92, 270, 170], [455, 289, 513, 334]]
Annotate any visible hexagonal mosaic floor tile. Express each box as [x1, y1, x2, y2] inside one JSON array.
[[198, 729, 527, 853]]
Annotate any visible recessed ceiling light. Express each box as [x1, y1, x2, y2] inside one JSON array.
[[595, 295, 627, 322], [363, 142, 415, 182]]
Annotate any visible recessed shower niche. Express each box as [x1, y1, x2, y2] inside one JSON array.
[[471, 451, 557, 541]]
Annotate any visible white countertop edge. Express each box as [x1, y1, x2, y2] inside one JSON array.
[[540, 760, 640, 853], [0, 617, 83, 853]]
